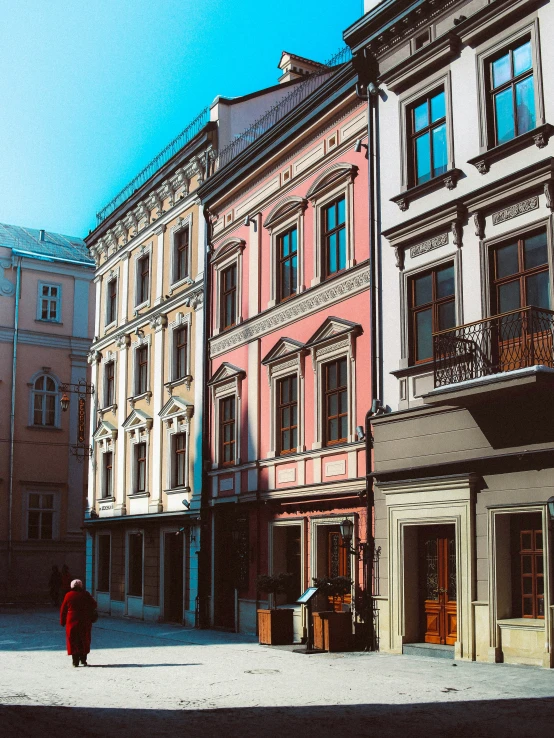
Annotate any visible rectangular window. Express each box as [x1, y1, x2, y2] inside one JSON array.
[[135, 442, 146, 493], [409, 88, 447, 186], [219, 396, 236, 465], [103, 452, 113, 498], [38, 283, 61, 322], [324, 358, 348, 446], [491, 230, 550, 314], [104, 361, 115, 407], [136, 346, 148, 395], [277, 375, 298, 454], [128, 532, 143, 597], [322, 197, 346, 278], [174, 228, 190, 283], [488, 38, 536, 146], [106, 278, 117, 325], [136, 255, 150, 305], [97, 534, 110, 592], [277, 227, 298, 302], [173, 433, 187, 487], [409, 263, 456, 363], [33, 375, 57, 426], [221, 264, 237, 330], [520, 527, 544, 618], [27, 493, 54, 540], [174, 327, 188, 380]]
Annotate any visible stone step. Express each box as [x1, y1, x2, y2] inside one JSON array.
[[402, 642, 455, 659]]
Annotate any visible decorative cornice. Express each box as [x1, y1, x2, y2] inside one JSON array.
[[209, 262, 370, 358]]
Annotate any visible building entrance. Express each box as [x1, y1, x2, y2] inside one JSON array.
[[418, 525, 457, 645], [164, 532, 183, 623]]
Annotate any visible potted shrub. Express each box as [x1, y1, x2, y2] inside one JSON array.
[[312, 576, 353, 652], [256, 574, 294, 645]]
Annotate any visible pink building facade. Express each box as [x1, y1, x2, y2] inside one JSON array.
[[200, 58, 373, 639]]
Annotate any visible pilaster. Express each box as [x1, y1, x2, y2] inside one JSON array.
[[154, 224, 166, 305], [115, 333, 130, 515], [149, 312, 167, 513]]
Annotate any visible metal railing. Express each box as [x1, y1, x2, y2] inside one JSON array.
[[96, 106, 210, 226], [433, 306, 554, 388], [216, 46, 352, 169]]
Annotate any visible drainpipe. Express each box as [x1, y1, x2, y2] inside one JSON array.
[[7, 257, 22, 592]]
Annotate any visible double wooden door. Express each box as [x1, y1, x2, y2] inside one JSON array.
[[419, 526, 457, 645]]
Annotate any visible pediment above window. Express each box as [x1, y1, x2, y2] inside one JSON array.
[[263, 197, 307, 229], [305, 316, 362, 348], [211, 238, 246, 265], [207, 362, 246, 386], [306, 163, 358, 201], [93, 420, 118, 442], [122, 408, 153, 433], [261, 337, 305, 365], [159, 396, 194, 424]]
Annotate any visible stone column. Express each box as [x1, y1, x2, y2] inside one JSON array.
[[148, 312, 167, 513]]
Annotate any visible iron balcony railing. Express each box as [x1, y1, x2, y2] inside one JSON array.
[[433, 306, 554, 388]]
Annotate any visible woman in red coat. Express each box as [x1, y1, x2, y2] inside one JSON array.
[[60, 579, 97, 667]]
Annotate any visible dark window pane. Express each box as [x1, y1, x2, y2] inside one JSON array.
[[516, 75, 536, 135], [526, 271, 550, 309], [327, 363, 337, 389], [431, 91, 445, 122], [537, 556, 544, 574], [537, 577, 544, 595], [329, 418, 338, 441], [521, 532, 532, 550], [492, 52, 511, 88], [498, 281, 521, 313], [415, 132, 431, 183], [413, 101, 429, 132], [432, 123, 448, 176], [416, 309, 433, 361], [522, 577, 533, 594], [41, 512, 53, 540], [328, 233, 337, 274], [494, 87, 515, 143], [339, 415, 348, 440], [513, 41, 532, 76], [524, 233, 548, 269], [28, 511, 40, 539], [339, 358, 347, 386], [42, 494, 53, 509], [496, 243, 519, 278], [328, 394, 338, 417], [438, 301, 456, 331], [291, 427, 297, 449], [46, 378, 55, 391], [414, 273, 433, 306], [536, 532, 543, 550], [437, 266, 455, 298], [29, 494, 40, 508], [522, 598, 533, 615]]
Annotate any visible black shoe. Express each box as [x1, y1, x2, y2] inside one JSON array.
[[72, 656, 79, 667], [80, 657, 88, 666]]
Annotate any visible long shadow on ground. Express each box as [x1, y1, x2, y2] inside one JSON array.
[[1, 698, 553, 738]]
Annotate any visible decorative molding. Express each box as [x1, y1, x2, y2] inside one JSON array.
[[544, 182, 554, 212], [0, 260, 15, 296], [451, 219, 462, 248], [306, 162, 358, 201], [87, 349, 102, 365], [263, 196, 308, 229], [209, 264, 370, 358], [409, 233, 448, 259], [149, 312, 168, 332], [468, 125, 554, 175], [391, 169, 463, 212], [473, 212, 486, 240], [491, 196, 539, 226]]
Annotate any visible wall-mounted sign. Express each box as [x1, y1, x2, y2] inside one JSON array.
[[78, 397, 86, 443]]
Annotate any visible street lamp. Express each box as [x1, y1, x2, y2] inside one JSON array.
[[60, 393, 70, 412], [340, 518, 355, 546]]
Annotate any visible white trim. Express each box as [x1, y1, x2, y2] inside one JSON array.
[[265, 350, 305, 458], [168, 311, 192, 383], [169, 213, 194, 290], [133, 242, 153, 311], [209, 365, 244, 468], [131, 333, 152, 399], [212, 240, 245, 336], [36, 281, 62, 323], [28, 370, 61, 428], [104, 268, 120, 329]]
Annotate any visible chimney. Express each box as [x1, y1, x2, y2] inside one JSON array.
[[278, 52, 325, 84], [39, 229, 45, 241]]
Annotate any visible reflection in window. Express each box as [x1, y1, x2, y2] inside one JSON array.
[[322, 197, 346, 277], [277, 227, 298, 302], [410, 89, 447, 185], [492, 231, 550, 315], [409, 264, 456, 363], [489, 39, 536, 146]]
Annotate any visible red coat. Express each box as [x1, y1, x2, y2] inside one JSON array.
[[60, 590, 97, 656]]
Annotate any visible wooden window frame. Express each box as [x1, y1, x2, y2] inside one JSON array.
[[136, 345, 149, 396], [136, 254, 150, 306], [407, 87, 447, 187], [277, 375, 298, 455], [174, 227, 190, 284], [103, 451, 113, 499], [37, 282, 62, 323], [219, 395, 236, 467], [173, 432, 187, 488], [32, 374, 58, 427], [520, 528, 544, 619], [276, 227, 298, 303], [135, 442, 147, 494], [27, 492, 55, 540], [174, 326, 188, 381], [106, 278, 118, 326], [408, 262, 456, 365], [104, 361, 115, 407], [323, 357, 348, 447], [322, 196, 346, 280], [220, 263, 237, 331]]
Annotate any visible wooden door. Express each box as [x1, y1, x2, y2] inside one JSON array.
[[327, 530, 351, 612], [164, 532, 183, 623], [420, 528, 457, 645]]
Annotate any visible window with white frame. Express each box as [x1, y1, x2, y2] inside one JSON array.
[[37, 283, 61, 322], [307, 164, 357, 286], [135, 253, 150, 306], [105, 277, 118, 326], [31, 373, 59, 427], [211, 239, 245, 335], [102, 451, 113, 498], [172, 432, 187, 488], [264, 197, 307, 308], [134, 442, 147, 494], [104, 360, 115, 407], [173, 225, 190, 284], [173, 326, 188, 381], [208, 363, 245, 467], [27, 492, 56, 540], [135, 345, 149, 396]]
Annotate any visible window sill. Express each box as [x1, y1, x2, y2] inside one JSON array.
[[169, 276, 193, 294], [27, 425, 62, 432], [133, 300, 150, 314], [390, 362, 435, 379], [497, 618, 545, 630], [104, 321, 117, 332], [391, 169, 464, 212], [468, 124, 554, 174], [35, 319, 63, 326], [99, 404, 117, 417], [165, 486, 191, 495], [98, 496, 115, 503], [127, 492, 150, 499], [165, 376, 193, 392], [128, 391, 152, 406]]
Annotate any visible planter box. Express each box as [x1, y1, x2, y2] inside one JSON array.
[[312, 611, 353, 652], [257, 608, 294, 645]]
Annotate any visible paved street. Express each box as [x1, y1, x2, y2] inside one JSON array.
[[0, 608, 553, 738]]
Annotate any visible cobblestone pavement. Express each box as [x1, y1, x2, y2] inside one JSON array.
[[0, 608, 553, 737]]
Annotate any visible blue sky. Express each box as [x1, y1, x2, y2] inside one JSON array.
[[0, 1, 362, 238]]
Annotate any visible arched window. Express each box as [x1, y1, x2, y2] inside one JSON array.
[[31, 374, 58, 427]]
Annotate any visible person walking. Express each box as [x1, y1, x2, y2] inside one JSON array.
[[48, 565, 62, 606], [60, 579, 97, 667]]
